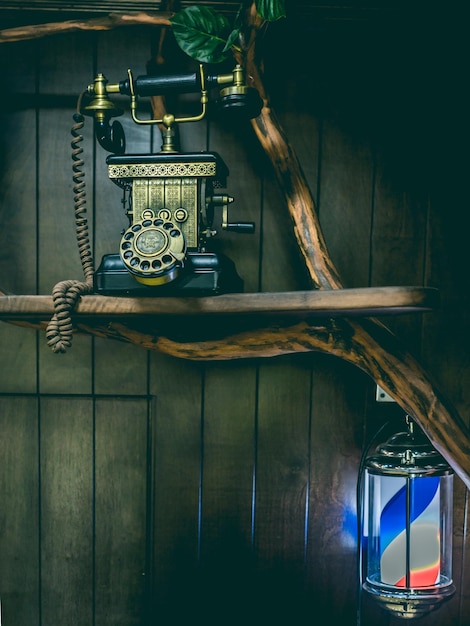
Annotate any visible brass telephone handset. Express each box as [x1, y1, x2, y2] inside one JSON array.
[[82, 63, 261, 295]]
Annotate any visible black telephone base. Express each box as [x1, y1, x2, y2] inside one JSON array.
[[94, 252, 244, 296]]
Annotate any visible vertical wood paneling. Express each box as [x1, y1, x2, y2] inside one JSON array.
[[145, 62, 209, 618], [0, 109, 37, 295], [254, 357, 311, 623], [197, 112, 261, 623], [306, 357, 367, 622], [312, 51, 375, 621], [459, 491, 470, 624], [208, 119, 263, 294], [305, 31, 376, 620], [420, 20, 470, 615], [39, 396, 94, 625], [92, 27, 152, 396], [251, 44, 318, 622], [422, 186, 470, 418], [258, 34, 315, 294], [0, 396, 39, 626], [35, 30, 94, 271], [0, 321, 37, 393], [94, 396, 151, 625], [318, 118, 374, 290], [0, 38, 39, 393], [307, 25, 375, 291], [260, 140, 311, 292], [198, 360, 257, 623], [36, 33, 94, 393], [370, 149, 429, 355], [148, 352, 203, 621], [421, 179, 470, 625]]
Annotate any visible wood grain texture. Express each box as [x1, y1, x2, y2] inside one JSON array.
[[306, 358, 365, 622], [196, 113, 261, 622], [94, 397, 151, 624], [0, 12, 172, 43], [253, 357, 311, 622], [93, 26, 153, 396], [197, 361, 258, 623], [148, 351, 203, 620], [36, 33, 94, 392], [0, 40, 38, 392], [0, 396, 40, 626], [39, 396, 94, 625], [0, 286, 440, 318]]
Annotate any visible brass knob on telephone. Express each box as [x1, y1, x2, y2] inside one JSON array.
[[207, 194, 255, 234]]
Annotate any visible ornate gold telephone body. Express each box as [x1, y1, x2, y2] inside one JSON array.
[[83, 64, 261, 295]]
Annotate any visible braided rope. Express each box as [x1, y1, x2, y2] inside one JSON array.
[[46, 103, 95, 353]]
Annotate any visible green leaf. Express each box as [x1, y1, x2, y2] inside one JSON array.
[[170, 6, 232, 64], [255, 0, 286, 21], [223, 27, 241, 53]]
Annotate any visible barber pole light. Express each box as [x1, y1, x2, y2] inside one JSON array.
[[362, 416, 455, 619]]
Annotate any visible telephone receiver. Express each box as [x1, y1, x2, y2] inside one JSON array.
[[80, 63, 262, 296]]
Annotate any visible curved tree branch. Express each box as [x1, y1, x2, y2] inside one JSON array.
[[239, 7, 343, 291], [88, 316, 470, 487], [0, 12, 172, 43], [237, 4, 470, 486]]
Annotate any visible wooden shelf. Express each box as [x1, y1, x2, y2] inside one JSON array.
[[0, 286, 439, 322]]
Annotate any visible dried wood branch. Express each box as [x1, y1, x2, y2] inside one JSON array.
[[236, 4, 470, 487], [240, 7, 343, 290], [0, 11, 172, 43], [8, 312, 470, 488], [82, 315, 470, 489]]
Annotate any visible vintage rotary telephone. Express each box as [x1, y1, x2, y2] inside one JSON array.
[[81, 63, 262, 296]]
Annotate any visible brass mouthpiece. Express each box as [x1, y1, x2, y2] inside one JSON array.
[[83, 73, 123, 118]]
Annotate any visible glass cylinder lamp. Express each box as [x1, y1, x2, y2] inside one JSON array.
[[362, 417, 455, 619]]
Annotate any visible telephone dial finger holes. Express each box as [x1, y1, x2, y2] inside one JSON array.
[[120, 217, 186, 282]]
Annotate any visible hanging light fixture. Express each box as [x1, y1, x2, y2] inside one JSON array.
[[361, 415, 455, 619]]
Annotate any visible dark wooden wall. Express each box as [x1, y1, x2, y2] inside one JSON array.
[[1, 7, 469, 625]]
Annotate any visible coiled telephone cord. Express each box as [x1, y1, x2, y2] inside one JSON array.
[[46, 100, 95, 353]]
